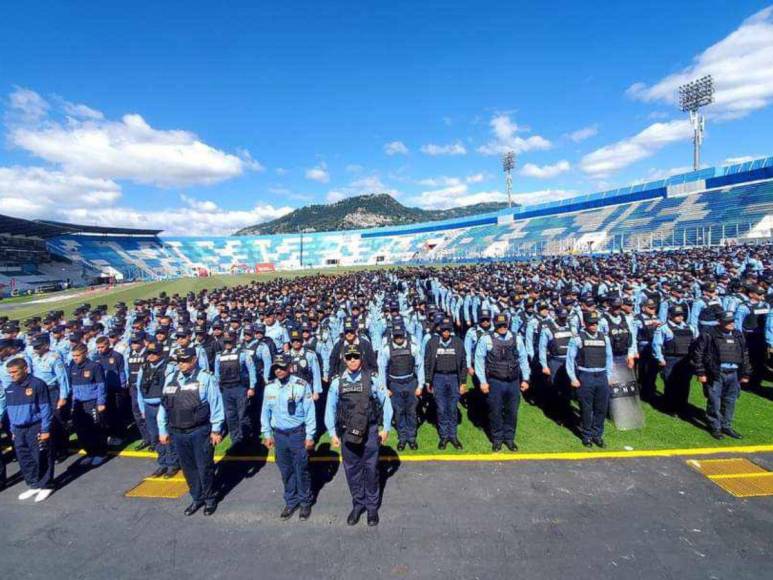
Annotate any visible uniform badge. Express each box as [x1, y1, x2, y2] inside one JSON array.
[[109, 357, 115, 365], [299, 359, 307, 368], [25, 388, 33, 396], [83, 370, 91, 378]]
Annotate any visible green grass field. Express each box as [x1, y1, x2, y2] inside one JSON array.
[[4, 274, 772, 456]]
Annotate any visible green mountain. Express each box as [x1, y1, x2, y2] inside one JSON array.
[[234, 193, 513, 235]]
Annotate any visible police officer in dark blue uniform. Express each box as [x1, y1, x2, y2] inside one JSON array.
[[67, 343, 108, 465], [125, 333, 151, 450], [95, 336, 128, 445], [214, 332, 256, 449], [653, 305, 697, 416], [325, 344, 392, 526], [0, 357, 54, 501], [538, 307, 574, 423]]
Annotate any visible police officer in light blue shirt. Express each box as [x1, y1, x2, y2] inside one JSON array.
[[261, 353, 316, 521], [158, 347, 224, 516], [566, 311, 613, 448], [214, 332, 257, 448], [263, 308, 290, 351], [30, 334, 70, 458]]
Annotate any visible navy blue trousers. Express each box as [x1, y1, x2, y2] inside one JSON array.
[[662, 356, 693, 413], [388, 377, 418, 443], [275, 426, 312, 508], [341, 424, 380, 513], [12, 421, 54, 489], [705, 370, 740, 432], [223, 386, 249, 445], [577, 370, 610, 439], [171, 424, 216, 506], [47, 385, 69, 454], [72, 399, 107, 457], [129, 384, 150, 445], [433, 373, 460, 440], [486, 378, 520, 444], [145, 403, 179, 468]]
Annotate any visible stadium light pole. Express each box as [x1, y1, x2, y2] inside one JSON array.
[[502, 151, 515, 208], [678, 75, 714, 171]]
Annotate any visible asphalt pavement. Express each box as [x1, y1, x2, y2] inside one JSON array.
[[1, 451, 772, 580]]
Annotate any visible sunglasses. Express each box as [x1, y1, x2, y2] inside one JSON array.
[[344, 354, 361, 361]]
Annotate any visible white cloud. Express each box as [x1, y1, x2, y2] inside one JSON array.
[[511, 189, 579, 206], [325, 173, 398, 202], [566, 125, 598, 143], [723, 155, 760, 165], [579, 119, 693, 177], [384, 140, 409, 156], [627, 7, 773, 119], [420, 141, 467, 156], [345, 164, 364, 173], [409, 184, 578, 210], [305, 162, 330, 183], [8, 88, 254, 187], [59, 198, 292, 236], [477, 113, 551, 155], [636, 166, 693, 182], [58, 99, 104, 120], [520, 160, 571, 179], [0, 165, 121, 217], [466, 173, 486, 184]]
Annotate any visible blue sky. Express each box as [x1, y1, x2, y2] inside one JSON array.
[[0, 0, 771, 235]]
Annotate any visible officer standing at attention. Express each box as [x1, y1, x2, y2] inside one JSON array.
[[734, 284, 770, 389], [566, 311, 612, 448], [29, 334, 70, 459], [136, 340, 179, 478], [538, 307, 574, 423], [0, 358, 54, 502], [325, 344, 392, 527], [474, 313, 530, 452], [158, 347, 224, 516], [94, 336, 128, 446], [125, 334, 151, 450], [424, 320, 466, 450], [214, 332, 256, 449], [652, 305, 697, 416], [67, 343, 108, 465], [287, 329, 323, 400], [691, 312, 751, 440], [261, 353, 316, 520], [378, 322, 424, 451]]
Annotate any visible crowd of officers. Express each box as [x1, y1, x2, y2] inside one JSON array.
[[0, 244, 768, 524]]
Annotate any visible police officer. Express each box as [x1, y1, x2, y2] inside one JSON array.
[[734, 284, 769, 389], [158, 347, 224, 516], [261, 353, 315, 520], [287, 329, 322, 400], [0, 358, 54, 501], [29, 333, 70, 458], [538, 307, 574, 423], [325, 344, 392, 526], [634, 299, 662, 401], [424, 320, 466, 449], [125, 333, 151, 450], [136, 340, 179, 478], [653, 305, 697, 416], [474, 313, 530, 452], [691, 312, 751, 440], [566, 312, 612, 448], [95, 336, 128, 446], [378, 323, 424, 451], [214, 332, 257, 449], [67, 343, 108, 465], [329, 318, 378, 377], [689, 281, 724, 333]]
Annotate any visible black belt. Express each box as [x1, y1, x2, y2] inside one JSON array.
[[275, 425, 305, 436], [169, 423, 209, 434]]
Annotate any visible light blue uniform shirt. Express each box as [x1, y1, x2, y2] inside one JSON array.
[[325, 369, 393, 438], [378, 337, 425, 386], [157, 368, 225, 437], [214, 348, 257, 389], [473, 331, 531, 385], [260, 376, 316, 441], [652, 322, 698, 364], [30, 349, 71, 399], [565, 332, 613, 383]]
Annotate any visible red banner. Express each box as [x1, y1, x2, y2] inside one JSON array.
[[255, 263, 276, 273]]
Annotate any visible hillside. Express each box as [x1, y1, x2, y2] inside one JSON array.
[[234, 194, 512, 235]]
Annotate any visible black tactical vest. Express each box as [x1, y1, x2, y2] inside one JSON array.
[[546, 320, 572, 358], [604, 314, 631, 356], [486, 334, 520, 381], [162, 370, 210, 430], [742, 302, 770, 333], [435, 340, 457, 374], [699, 299, 724, 324], [388, 342, 414, 377], [218, 349, 242, 387], [576, 331, 607, 368], [664, 322, 693, 357], [140, 361, 168, 399], [636, 313, 660, 344], [715, 333, 743, 365], [127, 351, 145, 387], [290, 348, 313, 383], [336, 372, 378, 444]]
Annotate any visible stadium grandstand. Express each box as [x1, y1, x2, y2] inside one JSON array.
[[1, 155, 772, 295]]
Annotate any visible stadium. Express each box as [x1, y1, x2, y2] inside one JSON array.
[[2, 3, 773, 580]]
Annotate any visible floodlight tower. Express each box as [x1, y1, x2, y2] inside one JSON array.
[[502, 151, 515, 208], [678, 75, 714, 171]]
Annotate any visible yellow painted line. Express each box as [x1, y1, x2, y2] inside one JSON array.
[[708, 472, 773, 480], [143, 476, 188, 483], [72, 443, 773, 463]]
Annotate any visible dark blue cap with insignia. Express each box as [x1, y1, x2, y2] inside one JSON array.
[[175, 347, 197, 360], [271, 353, 292, 368]]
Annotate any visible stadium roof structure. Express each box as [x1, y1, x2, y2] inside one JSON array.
[[0, 213, 162, 238]]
